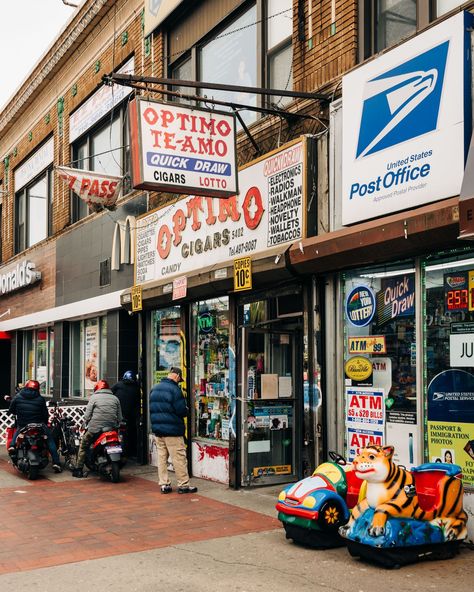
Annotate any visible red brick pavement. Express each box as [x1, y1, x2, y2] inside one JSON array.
[[0, 465, 279, 576]]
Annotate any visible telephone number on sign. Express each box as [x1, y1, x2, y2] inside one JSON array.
[[228, 239, 257, 257]]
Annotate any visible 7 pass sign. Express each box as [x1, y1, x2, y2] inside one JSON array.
[[129, 98, 238, 198]]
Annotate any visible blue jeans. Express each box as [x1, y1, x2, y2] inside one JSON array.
[[11, 425, 61, 465]]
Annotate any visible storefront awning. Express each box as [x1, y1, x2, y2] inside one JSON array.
[[0, 290, 123, 332], [121, 246, 294, 310], [458, 131, 474, 240], [288, 197, 460, 274]]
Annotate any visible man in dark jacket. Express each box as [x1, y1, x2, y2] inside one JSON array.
[[8, 380, 62, 472], [149, 367, 197, 494], [111, 371, 139, 456]]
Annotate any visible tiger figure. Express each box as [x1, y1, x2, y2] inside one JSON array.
[[339, 444, 467, 540]]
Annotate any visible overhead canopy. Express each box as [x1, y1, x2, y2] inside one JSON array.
[[458, 131, 474, 240]]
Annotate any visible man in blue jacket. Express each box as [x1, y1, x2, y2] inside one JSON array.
[[149, 367, 197, 494]]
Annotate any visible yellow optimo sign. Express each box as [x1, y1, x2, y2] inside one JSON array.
[[345, 356, 373, 382]]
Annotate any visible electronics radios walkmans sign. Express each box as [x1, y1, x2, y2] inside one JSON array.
[[342, 11, 473, 226], [129, 98, 238, 198]]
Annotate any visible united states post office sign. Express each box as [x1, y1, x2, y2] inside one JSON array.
[[342, 11, 473, 226], [129, 98, 238, 198]]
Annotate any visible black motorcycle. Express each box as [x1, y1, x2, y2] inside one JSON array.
[[48, 401, 81, 471], [7, 423, 51, 480]]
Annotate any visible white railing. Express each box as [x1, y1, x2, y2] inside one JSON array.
[[0, 404, 86, 445]]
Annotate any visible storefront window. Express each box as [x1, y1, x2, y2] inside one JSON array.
[[36, 330, 48, 394], [100, 317, 107, 380], [152, 307, 182, 384], [24, 332, 34, 382], [22, 328, 54, 395], [69, 317, 107, 397], [70, 322, 83, 397], [343, 264, 418, 467], [424, 255, 474, 486], [191, 298, 230, 441]]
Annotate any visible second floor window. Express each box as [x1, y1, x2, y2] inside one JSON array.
[[360, 1, 465, 61], [170, 0, 293, 125], [435, 1, 465, 17], [362, 0, 416, 58], [15, 168, 53, 253], [71, 106, 130, 223]]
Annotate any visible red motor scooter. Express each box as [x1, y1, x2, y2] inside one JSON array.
[[82, 426, 126, 483]]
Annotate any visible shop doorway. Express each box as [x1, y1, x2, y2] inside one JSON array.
[[0, 340, 11, 407], [240, 325, 302, 486]]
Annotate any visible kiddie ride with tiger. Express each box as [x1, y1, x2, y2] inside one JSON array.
[[276, 445, 468, 567]]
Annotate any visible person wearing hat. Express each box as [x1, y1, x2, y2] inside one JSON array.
[[149, 367, 197, 494], [111, 371, 140, 457]]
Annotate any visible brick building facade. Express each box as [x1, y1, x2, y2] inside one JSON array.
[[0, 1, 473, 522]]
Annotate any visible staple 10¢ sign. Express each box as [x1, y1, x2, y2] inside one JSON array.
[[234, 257, 252, 291]]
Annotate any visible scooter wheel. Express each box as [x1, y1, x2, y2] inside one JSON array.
[[111, 461, 120, 483], [27, 465, 39, 480]]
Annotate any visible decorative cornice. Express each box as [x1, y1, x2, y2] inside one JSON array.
[[0, 0, 110, 135]]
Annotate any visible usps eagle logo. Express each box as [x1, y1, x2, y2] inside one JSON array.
[[356, 40, 449, 159]]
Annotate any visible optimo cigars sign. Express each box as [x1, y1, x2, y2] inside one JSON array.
[[135, 138, 307, 284], [129, 98, 237, 198]]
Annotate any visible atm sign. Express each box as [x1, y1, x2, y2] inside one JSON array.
[[348, 336, 386, 354]]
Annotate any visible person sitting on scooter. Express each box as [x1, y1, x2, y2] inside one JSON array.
[[73, 379, 122, 478], [8, 380, 62, 473]]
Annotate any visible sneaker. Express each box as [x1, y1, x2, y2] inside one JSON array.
[[161, 484, 172, 494], [52, 464, 63, 474], [178, 486, 198, 494], [72, 468, 85, 478]]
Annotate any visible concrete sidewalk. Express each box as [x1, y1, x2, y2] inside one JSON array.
[[0, 452, 473, 592]]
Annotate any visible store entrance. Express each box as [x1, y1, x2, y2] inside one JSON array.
[[240, 325, 302, 486]]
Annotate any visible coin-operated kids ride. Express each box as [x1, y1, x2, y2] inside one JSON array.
[[276, 451, 364, 548], [339, 444, 468, 568]]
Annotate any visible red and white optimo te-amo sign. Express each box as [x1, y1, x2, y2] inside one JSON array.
[[128, 98, 238, 198]]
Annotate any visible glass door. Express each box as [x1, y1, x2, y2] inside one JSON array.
[[240, 327, 301, 486]]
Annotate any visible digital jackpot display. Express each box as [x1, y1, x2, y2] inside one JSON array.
[[444, 272, 471, 312]]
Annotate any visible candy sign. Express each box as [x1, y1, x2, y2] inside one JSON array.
[[129, 98, 237, 198]]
